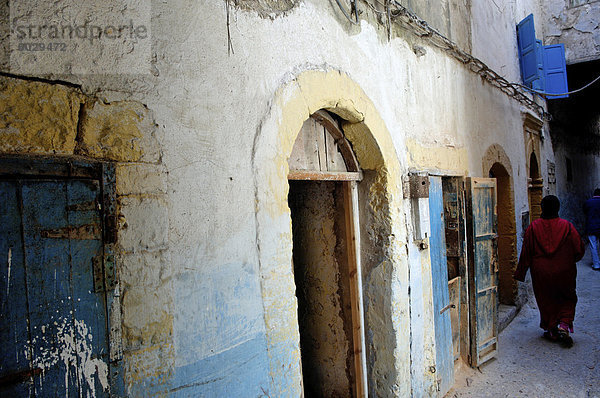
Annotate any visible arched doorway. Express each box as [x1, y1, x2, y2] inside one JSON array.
[[528, 152, 543, 221], [287, 110, 366, 397], [252, 70, 409, 397], [488, 163, 518, 305], [482, 144, 519, 307]]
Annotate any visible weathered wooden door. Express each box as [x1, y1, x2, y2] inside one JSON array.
[[428, 176, 454, 394], [0, 178, 110, 396], [442, 177, 463, 363], [465, 178, 498, 367]]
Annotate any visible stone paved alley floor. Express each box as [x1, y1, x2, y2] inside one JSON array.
[[447, 247, 600, 398]]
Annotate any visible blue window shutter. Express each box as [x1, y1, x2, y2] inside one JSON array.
[[532, 40, 545, 91], [543, 44, 569, 99], [517, 14, 540, 87]]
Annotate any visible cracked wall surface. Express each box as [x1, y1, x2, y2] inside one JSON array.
[[542, 0, 600, 63]]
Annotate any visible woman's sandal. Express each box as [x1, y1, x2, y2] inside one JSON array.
[[556, 328, 574, 348]]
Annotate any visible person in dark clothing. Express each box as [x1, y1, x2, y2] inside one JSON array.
[[583, 188, 600, 270], [515, 195, 585, 348]]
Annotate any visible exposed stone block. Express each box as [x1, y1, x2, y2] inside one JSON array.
[[78, 100, 160, 162], [0, 77, 83, 154]]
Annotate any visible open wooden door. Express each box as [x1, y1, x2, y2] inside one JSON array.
[[442, 177, 464, 365], [466, 178, 498, 367], [428, 176, 454, 395], [288, 110, 367, 397]]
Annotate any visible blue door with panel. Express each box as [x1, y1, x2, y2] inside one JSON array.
[[428, 176, 454, 395], [0, 177, 110, 397]]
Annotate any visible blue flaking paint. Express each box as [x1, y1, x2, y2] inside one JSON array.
[[428, 177, 454, 394], [170, 333, 270, 397]]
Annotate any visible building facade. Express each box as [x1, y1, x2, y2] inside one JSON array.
[[1, 0, 596, 396]]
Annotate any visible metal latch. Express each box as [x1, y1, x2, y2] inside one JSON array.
[[439, 303, 456, 314], [404, 175, 430, 199]]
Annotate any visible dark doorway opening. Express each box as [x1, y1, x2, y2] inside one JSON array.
[[489, 163, 518, 306], [289, 180, 356, 397]]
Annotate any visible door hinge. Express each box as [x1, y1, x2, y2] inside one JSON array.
[[92, 247, 117, 293], [93, 255, 104, 292], [104, 248, 117, 290]]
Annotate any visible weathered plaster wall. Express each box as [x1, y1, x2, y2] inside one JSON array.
[[394, 0, 472, 52], [542, 0, 600, 63], [471, 0, 544, 81], [0, 0, 553, 395]]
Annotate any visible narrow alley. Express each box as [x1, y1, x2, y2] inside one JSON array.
[[448, 248, 600, 398], [2, 0, 600, 396]]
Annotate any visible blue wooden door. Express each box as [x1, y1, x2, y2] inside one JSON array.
[[0, 179, 110, 397], [428, 176, 454, 395], [466, 178, 498, 366]]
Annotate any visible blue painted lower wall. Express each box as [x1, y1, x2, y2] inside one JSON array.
[[170, 333, 271, 397]]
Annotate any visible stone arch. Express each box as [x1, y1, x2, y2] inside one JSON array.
[[482, 144, 519, 306], [251, 69, 409, 397]]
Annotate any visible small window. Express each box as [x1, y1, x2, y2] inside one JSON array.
[[566, 157, 573, 182]]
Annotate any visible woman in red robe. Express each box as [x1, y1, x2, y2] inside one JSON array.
[[514, 195, 584, 347]]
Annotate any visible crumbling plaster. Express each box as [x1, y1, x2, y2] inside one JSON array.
[[542, 0, 600, 63]]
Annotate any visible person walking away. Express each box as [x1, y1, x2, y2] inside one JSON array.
[[583, 188, 600, 270], [514, 195, 584, 347]]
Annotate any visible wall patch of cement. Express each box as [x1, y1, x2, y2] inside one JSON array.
[[405, 138, 469, 175]]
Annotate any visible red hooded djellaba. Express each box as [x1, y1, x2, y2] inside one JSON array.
[[514, 195, 584, 347]]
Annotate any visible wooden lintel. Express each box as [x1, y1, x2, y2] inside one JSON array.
[[288, 170, 362, 181]]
